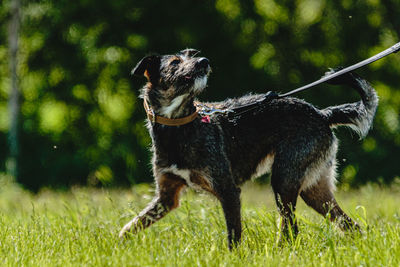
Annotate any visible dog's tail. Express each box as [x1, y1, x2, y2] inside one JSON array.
[[321, 70, 378, 138]]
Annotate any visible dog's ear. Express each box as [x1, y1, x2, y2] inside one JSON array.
[[179, 48, 200, 58], [131, 55, 161, 83]]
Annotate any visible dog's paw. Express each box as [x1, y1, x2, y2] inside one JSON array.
[[119, 221, 134, 239]]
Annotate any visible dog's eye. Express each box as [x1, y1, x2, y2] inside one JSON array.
[[170, 59, 181, 66]]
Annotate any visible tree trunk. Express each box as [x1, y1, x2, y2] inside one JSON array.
[[8, 0, 21, 180]]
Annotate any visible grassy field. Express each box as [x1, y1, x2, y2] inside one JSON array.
[[0, 177, 399, 267]]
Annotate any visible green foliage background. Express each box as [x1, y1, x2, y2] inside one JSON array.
[[0, 0, 399, 190]]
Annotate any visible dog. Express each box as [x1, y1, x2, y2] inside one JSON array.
[[119, 49, 378, 249]]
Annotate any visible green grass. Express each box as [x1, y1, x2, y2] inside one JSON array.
[[0, 177, 399, 266]]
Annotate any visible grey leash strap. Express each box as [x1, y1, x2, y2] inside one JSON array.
[[217, 42, 400, 122], [278, 41, 400, 98]]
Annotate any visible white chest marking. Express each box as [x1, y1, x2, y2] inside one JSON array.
[[160, 94, 188, 118]]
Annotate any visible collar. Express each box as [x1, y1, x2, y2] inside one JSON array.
[[143, 98, 199, 126]]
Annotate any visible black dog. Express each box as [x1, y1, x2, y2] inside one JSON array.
[[119, 49, 378, 249]]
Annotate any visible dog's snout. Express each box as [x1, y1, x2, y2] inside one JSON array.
[[196, 57, 210, 68]]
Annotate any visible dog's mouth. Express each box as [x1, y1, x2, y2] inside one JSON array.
[[184, 66, 211, 82], [184, 75, 194, 81]]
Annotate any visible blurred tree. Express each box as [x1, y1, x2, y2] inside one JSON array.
[[0, 0, 399, 190], [7, 0, 21, 180]]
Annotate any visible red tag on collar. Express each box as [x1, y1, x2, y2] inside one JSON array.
[[201, 116, 211, 123]]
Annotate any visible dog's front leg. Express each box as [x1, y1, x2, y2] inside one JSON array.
[[119, 173, 186, 238], [215, 182, 242, 250]]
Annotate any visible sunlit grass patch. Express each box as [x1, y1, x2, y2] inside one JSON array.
[[0, 182, 399, 266]]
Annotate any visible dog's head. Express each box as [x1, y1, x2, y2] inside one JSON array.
[[132, 49, 211, 118]]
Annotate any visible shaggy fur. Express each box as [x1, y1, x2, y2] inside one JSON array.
[[119, 49, 378, 249]]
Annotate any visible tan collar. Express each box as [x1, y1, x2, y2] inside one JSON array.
[[143, 98, 199, 126]]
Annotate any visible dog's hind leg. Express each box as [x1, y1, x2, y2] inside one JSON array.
[[300, 167, 359, 231], [270, 136, 328, 240], [119, 173, 186, 238], [271, 176, 301, 240], [271, 162, 302, 240]]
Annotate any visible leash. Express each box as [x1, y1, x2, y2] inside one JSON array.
[[202, 41, 400, 120], [279, 41, 400, 98]]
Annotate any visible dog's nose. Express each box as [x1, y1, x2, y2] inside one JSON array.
[[196, 57, 210, 68]]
